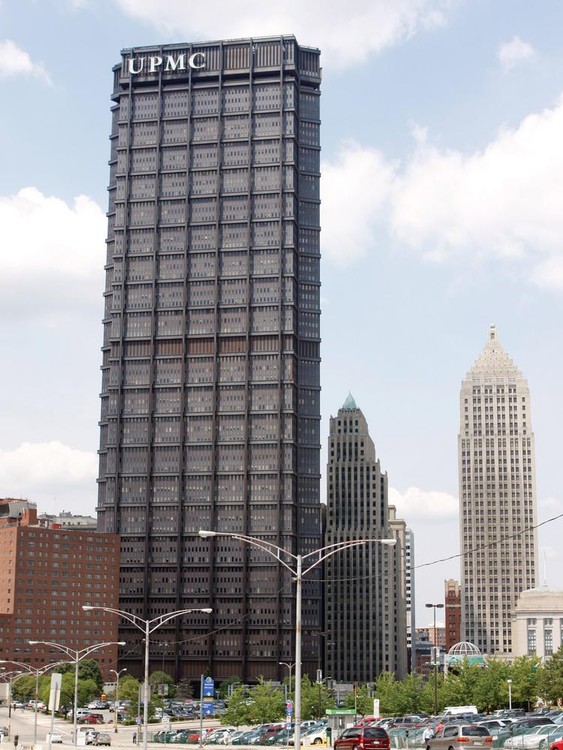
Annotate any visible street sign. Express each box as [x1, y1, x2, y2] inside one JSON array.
[[202, 677, 215, 697]]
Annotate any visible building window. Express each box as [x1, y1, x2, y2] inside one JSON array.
[[527, 629, 537, 655], [544, 629, 553, 656]]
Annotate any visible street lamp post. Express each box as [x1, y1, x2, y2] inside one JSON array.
[[199, 529, 396, 750], [82, 605, 212, 750], [0, 670, 21, 739], [425, 603, 444, 715], [109, 668, 127, 733], [29, 639, 126, 746], [0, 659, 63, 746], [279, 662, 295, 703], [507, 679, 512, 710]]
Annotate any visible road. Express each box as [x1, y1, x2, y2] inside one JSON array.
[[0, 706, 221, 750]]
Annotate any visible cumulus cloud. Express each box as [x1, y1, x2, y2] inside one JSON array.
[[0, 442, 97, 490], [321, 142, 395, 265], [389, 486, 458, 521], [113, 0, 454, 68], [0, 39, 51, 83], [322, 98, 563, 287], [0, 187, 106, 318], [498, 36, 535, 71]]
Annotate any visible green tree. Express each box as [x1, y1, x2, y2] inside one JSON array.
[[246, 679, 285, 724], [539, 647, 563, 705], [394, 674, 429, 715], [117, 675, 142, 719], [343, 684, 372, 717], [473, 659, 508, 712], [12, 675, 35, 703], [374, 672, 400, 715], [221, 684, 252, 727], [217, 676, 241, 700], [149, 670, 175, 699], [510, 656, 542, 710], [300, 676, 335, 720]]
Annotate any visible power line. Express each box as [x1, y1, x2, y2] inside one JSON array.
[[416, 510, 563, 569]]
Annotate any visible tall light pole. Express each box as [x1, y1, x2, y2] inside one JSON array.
[[29, 639, 125, 746], [279, 662, 295, 703], [507, 679, 512, 710], [109, 668, 127, 733], [200, 529, 396, 750], [0, 670, 21, 738], [0, 659, 63, 746], [425, 603, 444, 715], [82, 605, 212, 750]]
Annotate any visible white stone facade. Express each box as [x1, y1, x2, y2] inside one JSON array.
[[458, 325, 538, 656], [512, 587, 563, 659]]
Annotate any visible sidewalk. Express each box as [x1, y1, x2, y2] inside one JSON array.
[[0, 706, 220, 750]]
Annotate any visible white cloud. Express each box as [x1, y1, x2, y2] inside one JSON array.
[[0, 39, 51, 83], [113, 0, 454, 68], [0, 442, 97, 490], [322, 97, 563, 287], [321, 142, 396, 266], [498, 36, 535, 71], [0, 187, 106, 318], [389, 486, 458, 521], [389, 98, 563, 272]]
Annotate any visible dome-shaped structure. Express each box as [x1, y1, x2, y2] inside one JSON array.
[[446, 641, 485, 670], [448, 641, 481, 657]]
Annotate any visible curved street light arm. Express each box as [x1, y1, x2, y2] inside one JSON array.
[[82, 605, 146, 633], [300, 538, 397, 577], [199, 530, 299, 572]]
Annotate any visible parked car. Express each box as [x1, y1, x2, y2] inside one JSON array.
[[427, 725, 492, 750], [334, 726, 390, 750], [504, 726, 562, 750], [78, 714, 105, 725], [301, 727, 328, 746], [0, 728, 9, 737], [232, 729, 263, 745], [46, 732, 64, 744], [205, 728, 237, 744], [539, 730, 563, 750], [92, 733, 112, 746]]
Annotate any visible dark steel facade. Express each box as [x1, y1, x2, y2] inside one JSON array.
[[96, 36, 322, 683], [324, 398, 407, 681]]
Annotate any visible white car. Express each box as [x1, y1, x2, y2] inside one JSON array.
[[301, 728, 327, 746], [46, 732, 64, 744]]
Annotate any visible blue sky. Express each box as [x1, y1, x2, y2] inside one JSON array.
[[1, 0, 562, 628]]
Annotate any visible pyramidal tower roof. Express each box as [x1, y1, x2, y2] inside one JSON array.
[[341, 392, 358, 411], [466, 324, 524, 380]]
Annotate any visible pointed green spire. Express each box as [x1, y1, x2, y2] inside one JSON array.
[[341, 392, 357, 411]]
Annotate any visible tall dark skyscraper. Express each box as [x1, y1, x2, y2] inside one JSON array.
[[96, 36, 322, 683], [324, 395, 408, 681]]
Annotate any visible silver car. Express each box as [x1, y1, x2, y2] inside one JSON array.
[[427, 725, 492, 750]]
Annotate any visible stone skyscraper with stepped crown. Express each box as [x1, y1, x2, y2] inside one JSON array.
[[459, 325, 538, 656], [324, 394, 408, 681]]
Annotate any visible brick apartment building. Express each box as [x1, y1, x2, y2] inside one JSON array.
[[0, 499, 121, 677]]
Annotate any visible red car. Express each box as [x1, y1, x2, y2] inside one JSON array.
[[78, 715, 105, 725], [334, 727, 390, 750], [551, 742, 563, 750]]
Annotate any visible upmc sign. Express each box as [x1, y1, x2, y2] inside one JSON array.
[[127, 52, 206, 75]]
